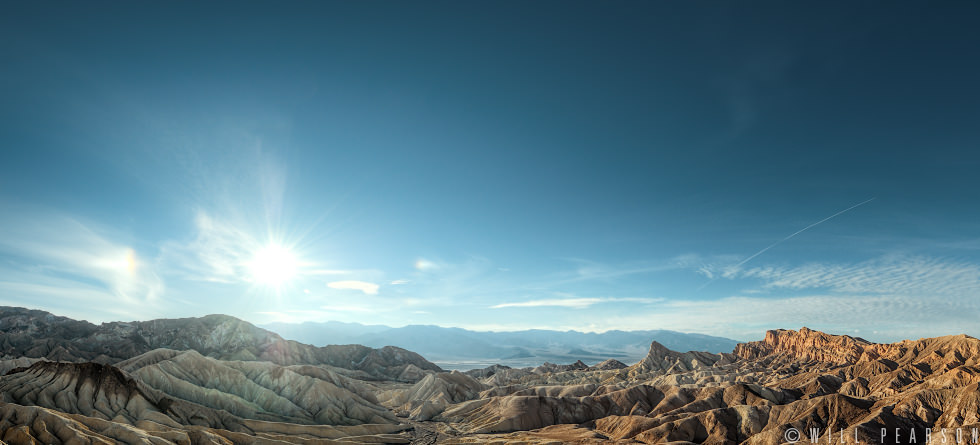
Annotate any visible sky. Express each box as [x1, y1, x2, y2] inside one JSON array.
[[1, 1, 979, 342]]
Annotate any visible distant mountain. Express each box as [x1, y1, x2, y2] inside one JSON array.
[[0, 306, 441, 381], [263, 320, 390, 345], [259, 321, 741, 368]]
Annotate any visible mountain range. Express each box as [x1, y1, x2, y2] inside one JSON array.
[[261, 321, 740, 368], [0, 306, 977, 444], [0, 306, 441, 381]]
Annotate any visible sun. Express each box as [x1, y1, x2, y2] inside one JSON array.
[[247, 243, 299, 286]]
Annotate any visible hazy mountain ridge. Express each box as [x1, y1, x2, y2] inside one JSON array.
[[261, 321, 740, 367]]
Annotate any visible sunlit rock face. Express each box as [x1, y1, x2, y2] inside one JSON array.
[[734, 326, 873, 365], [433, 328, 980, 444], [1, 309, 979, 444]]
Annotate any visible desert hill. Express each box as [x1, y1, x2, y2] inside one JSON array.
[[0, 306, 441, 381], [117, 348, 397, 425]]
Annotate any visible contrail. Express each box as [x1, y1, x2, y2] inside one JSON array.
[[698, 197, 876, 290]]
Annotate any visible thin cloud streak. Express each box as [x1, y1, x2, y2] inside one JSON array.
[[327, 280, 380, 295], [491, 298, 602, 309], [699, 197, 876, 289], [733, 197, 876, 269], [491, 297, 662, 309]]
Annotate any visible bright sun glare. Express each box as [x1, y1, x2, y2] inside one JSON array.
[[248, 243, 299, 286]]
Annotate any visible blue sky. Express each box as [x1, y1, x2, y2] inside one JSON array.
[[2, 2, 979, 341]]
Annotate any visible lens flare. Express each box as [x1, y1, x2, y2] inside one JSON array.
[[124, 249, 137, 273]]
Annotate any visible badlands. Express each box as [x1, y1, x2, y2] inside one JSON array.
[[0, 307, 977, 444]]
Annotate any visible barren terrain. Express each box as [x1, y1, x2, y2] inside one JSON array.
[[0, 307, 977, 444]]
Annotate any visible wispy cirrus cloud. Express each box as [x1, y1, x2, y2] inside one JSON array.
[[661, 252, 980, 341], [491, 296, 662, 309], [0, 207, 164, 319], [327, 280, 380, 295], [491, 298, 602, 309], [673, 253, 742, 280], [735, 255, 980, 296], [415, 258, 441, 272], [158, 212, 260, 283], [556, 258, 682, 284]]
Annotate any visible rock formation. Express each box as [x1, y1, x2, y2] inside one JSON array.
[[734, 326, 872, 365], [437, 328, 980, 444], [0, 308, 978, 445]]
